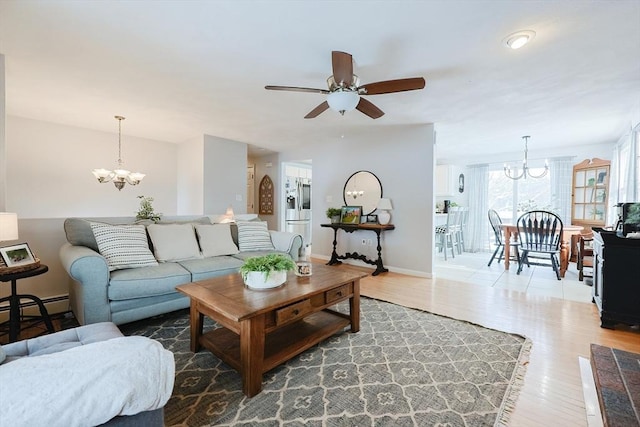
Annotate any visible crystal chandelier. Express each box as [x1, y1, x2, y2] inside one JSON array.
[[92, 116, 145, 191], [503, 136, 549, 180]]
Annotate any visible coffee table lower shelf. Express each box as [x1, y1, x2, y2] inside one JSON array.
[[200, 310, 351, 374]]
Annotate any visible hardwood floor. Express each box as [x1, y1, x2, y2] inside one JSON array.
[[349, 258, 640, 427]]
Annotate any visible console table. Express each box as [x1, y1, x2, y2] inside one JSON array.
[[321, 223, 395, 276]]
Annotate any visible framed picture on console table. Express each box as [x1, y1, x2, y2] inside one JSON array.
[[0, 243, 36, 267], [340, 206, 362, 224]]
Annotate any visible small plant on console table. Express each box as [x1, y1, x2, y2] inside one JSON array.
[[326, 207, 342, 223], [135, 195, 162, 223], [240, 253, 296, 290]]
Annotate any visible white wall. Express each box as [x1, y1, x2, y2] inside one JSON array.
[[0, 55, 5, 210], [279, 124, 436, 277], [253, 153, 280, 230], [177, 136, 204, 215], [203, 134, 247, 215], [6, 116, 178, 218]]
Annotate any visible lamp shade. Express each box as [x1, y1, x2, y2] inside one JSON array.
[[377, 198, 393, 211], [327, 91, 360, 113], [0, 212, 19, 241]]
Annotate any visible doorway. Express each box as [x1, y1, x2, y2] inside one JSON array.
[[281, 161, 312, 248]]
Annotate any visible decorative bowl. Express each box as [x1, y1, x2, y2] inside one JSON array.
[[243, 270, 287, 290]]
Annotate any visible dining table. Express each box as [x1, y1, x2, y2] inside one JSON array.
[[500, 223, 584, 278]]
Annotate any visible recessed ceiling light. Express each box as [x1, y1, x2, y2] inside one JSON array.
[[502, 30, 536, 49]]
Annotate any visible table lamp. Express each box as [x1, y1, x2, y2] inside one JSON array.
[[0, 212, 19, 242], [376, 198, 393, 225]]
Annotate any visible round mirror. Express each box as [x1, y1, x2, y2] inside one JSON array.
[[343, 170, 383, 215]]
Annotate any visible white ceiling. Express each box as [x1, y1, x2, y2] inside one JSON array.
[[1, 1, 639, 163]]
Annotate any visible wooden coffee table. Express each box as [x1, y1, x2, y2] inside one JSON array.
[[176, 264, 366, 397]]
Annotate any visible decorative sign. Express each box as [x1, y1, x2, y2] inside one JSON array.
[[259, 175, 274, 215]]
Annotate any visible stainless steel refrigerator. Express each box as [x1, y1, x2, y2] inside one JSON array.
[[285, 177, 311, 248]]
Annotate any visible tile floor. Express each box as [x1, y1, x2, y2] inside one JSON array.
[[434, 250, 594, 303]]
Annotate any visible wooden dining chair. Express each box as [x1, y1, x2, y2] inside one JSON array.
[[516, 210, 564, 280], [576, 232, 594, 281], [487, 209, 519, 266]]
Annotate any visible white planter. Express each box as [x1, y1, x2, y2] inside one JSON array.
[[243, 270, 287, 290]]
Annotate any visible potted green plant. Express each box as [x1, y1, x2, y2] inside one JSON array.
[[239, 253, 296, 290], [326, 207, 342, 224], [135, 196, 162, 223]]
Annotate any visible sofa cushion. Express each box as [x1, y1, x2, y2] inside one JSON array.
[[108, 263, 191, 301], [195, 224, 239, 257], [232, 250, 291, 261], [64, 218, 101, 252], [178, 256, 244, 281], [2, 322, 123, 362], [90, 223, 158, 272], [236, 221, 275, 252], [147, 223, 202, 262]]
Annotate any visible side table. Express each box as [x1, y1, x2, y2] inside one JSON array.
[[0, 264, 55, 342]]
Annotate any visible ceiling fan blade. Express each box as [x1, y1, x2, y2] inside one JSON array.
[[356, 98, 384, 119], [265, 85, 329, 94], [304, 101, 330, 119], [332, 51, 353, 87], [358, 77, 426, 95]]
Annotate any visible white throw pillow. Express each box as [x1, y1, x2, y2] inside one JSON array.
[[236, 221, 275, 252], [195, 224, 239, 257], [0, 346, 6, 364], [90, 223, 158, 272], [147, 223, 202, 262]]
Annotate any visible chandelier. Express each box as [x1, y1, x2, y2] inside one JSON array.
[[92, 116, 145, 191], [504, 136, 549, 180]]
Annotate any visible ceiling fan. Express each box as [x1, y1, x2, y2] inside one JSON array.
[[265, 51, 426, 119]]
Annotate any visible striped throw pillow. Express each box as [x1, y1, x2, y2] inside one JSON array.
[[90, 222, 158, 271], [236, 221, 275, 252]]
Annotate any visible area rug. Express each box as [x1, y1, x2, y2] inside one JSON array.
[[590, 344, 640, 427], [119, 298, 532, 427]]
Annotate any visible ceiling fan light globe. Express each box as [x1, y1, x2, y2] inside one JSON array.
[[327, 91, 359, 114]]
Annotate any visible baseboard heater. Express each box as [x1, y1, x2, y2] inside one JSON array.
[[0, 294, 69, 313]]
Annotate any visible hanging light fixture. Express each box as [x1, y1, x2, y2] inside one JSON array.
[[92, 115, 145, 191], [326, 75, 360, 115], [504, 135, 549, 180]]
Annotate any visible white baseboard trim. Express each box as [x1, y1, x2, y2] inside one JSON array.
[[0, 294, 70, 323], [311, 254, 432, 279], [578, 356, 604, 427]]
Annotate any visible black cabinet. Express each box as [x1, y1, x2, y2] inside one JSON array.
[[592, 228, 640, 329]]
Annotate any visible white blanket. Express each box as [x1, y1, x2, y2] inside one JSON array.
[[0, 336, 174, 427]]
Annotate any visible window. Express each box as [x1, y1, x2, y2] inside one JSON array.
[[488, 166, 552, 224]]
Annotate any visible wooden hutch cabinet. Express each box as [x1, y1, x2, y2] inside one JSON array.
[[571, 158, 611, 228]]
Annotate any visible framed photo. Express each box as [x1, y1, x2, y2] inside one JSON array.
[[340, 206, 362, 224], [365, 214, 378, 224], [0, 243, 36, 268]]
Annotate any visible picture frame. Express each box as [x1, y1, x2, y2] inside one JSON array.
[[340, 206, 362, 224], [0, 243, 36, 268], [365, 214, 378, 224]]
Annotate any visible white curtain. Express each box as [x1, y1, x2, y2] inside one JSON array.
[[466, 164, 489, 252], [608, 123, 639, 225], [549, 157, 574, 225]]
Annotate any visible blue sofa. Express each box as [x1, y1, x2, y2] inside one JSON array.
[[59, 216, 303, 325]]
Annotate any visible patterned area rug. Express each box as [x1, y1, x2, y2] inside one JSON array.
[[120, 298, 531, 427]]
